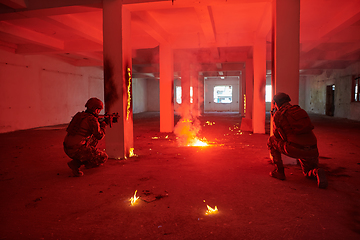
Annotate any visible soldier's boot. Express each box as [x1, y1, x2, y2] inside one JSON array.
[[269, 151, 286, 180], [67, 160, 84, 177], [270, 165, 286, 180], [316, 168, 328, 189], [84, 162, 101, 169]]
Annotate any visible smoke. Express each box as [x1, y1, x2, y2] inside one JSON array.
[[174, 104, 202, 146], [173, 51, 204, 146]]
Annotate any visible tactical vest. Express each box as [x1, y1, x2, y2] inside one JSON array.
[[66, 111, 90, 136], [275, 104, 314, 135]]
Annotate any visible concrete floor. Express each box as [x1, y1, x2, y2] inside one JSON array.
[[0, 112, 359, 240]]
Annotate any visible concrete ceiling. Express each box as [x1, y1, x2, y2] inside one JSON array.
[[0, 0, 359, 78]]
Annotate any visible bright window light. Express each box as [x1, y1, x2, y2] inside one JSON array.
[[266, 85, 272, 102], [214, 86, 232, 103], [176, 86, 193, 104]]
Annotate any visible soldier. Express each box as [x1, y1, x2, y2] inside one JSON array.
[[267, 93, 328, 189], [63, 97, 109, 177]]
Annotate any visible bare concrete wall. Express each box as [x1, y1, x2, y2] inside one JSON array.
[[132, 78, 147, 113], [146, 78, 160, 112], [298, 76, 307, 109], [0, 49, 104, 133], [302, 62, 360, 121], [204, 77, 240, 112]]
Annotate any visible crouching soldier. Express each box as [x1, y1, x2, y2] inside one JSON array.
[[267, 93, 328, 189], [63, 97, 108, 177]]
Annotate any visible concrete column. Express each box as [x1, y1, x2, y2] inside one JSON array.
[[240, 71, 245, 116], [103, 0, 133, 159], [272, 0, 300, 104], [245, 58, 253, 119], [181, 61, 191, 117], [191, 68, 200, 116], [160, 43, 174, 132], [199, 75, 205, 115], [253, 38, 267, 134], [240, 58, 254, 132]]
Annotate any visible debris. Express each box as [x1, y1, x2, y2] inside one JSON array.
[[140, 190, 168, 203]]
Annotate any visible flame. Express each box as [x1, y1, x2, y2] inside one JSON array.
[[205, 121, 215, 126], [130, 190, 139, 205], [126, 67, 132, 120], [174, 117, 209, 147], [205, 205, 218, 215], [188, 137, 208, 146], [129, 148, 136, 157]]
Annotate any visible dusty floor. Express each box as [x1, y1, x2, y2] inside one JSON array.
[[1, 112, 360, 240]]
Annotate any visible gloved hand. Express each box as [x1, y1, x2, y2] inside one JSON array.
[[100, 121, 108, 128], [104, 116, 111, 125]]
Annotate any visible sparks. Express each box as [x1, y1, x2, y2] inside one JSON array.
[[130, 190, 139, 206], [188, 137, 208, 147], [129, 148, 136, 157], [205, 205, 218, 215], [126, 67, 132, 121]]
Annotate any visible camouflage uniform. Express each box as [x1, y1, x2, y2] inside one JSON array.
[[64, 98, 108, 176], [268, 93, 327, 188], [64, 111, 108, 165], [268, 103, 319, 177]]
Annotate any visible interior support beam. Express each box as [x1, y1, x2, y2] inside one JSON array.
[[0, 0, 27, 9], [239, 70, 245, 117], [301, 0, 360, 53], [199, 75, 205, 114], [46, 14, 103, 44], [159, 43, 174, 132], [191, 66, 200, 117], [0, 21, 64, 50], [103, 0, 133, 159], [272, 0, 300, 105], [245, 58, 253, 120], [253, 37, 266, 134], [181, 59, 191, 116], [194, 6, 216, 44], [132, 11, 169, 44]]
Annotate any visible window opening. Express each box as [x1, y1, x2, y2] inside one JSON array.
[[213, 86, 232, 103], [176, 86, 193, 104], [265, 85, 272, 102], [352, 76, 360, 102]]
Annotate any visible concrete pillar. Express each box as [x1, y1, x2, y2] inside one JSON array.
[[272, 0, 300, 104], [160, 43, 174, 132], [103, 0, 133, 159], [199, 75, 205, 115], [240, 71, 245, 116], [191, 68, 200, 116], [181, 61, 191, 117], [253, 38, 267, 134], [240, 58, 254, 132], [245, 58, 253, 119]]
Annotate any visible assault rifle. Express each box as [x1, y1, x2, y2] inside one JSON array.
[[98, 113, 119, 128]]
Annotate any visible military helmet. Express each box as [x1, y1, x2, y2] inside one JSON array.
[[85, 97, 104, 111], [273, 92, 291, 107]]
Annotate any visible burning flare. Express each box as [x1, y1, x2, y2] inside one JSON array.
[[188, 137, 208, 146], [174, 117, 208, 147], [126, 67, 132, 121], [130, 190, 139, 206], [129, 148, 136, 157], [205, 205, 218, 215]]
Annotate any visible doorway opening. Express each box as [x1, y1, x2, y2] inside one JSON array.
[[326, 84, 335, 116]]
